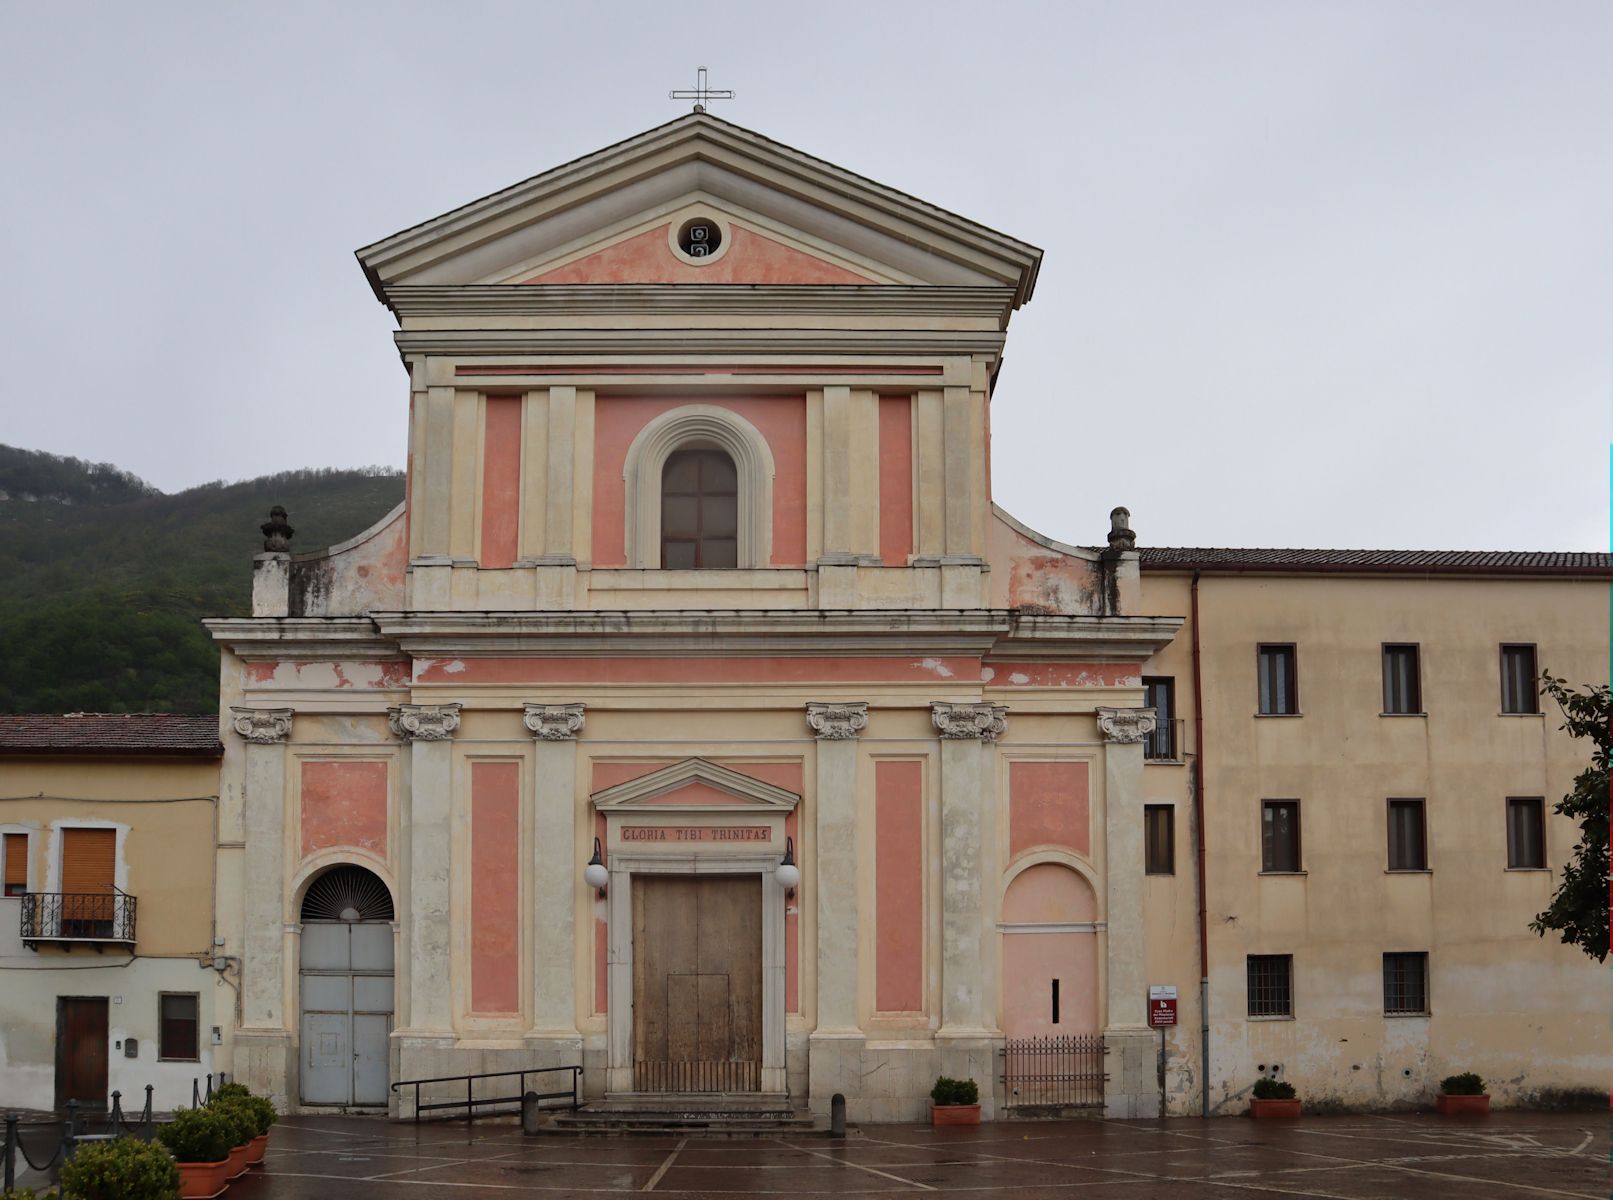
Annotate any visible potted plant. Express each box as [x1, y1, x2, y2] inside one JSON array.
[[238, 1094, 277, 1166], [209, 1098, 258, 1179], [1249, 1077, 1301, 1118], [157, 1105, 234, 1199], [1435, 1072, 1490, 1115], [930, 1075, 982, 1126], [59, 1136, 181, 1200]]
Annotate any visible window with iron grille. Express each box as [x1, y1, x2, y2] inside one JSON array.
[[159, 992, 199, 1061], [1382, 644, 1422, 714], [1261, 800, 1301, 872], [1386, 799, 1427, 871], [1382, 952, 1429, 1015], [1506, 797, 1545, 868], [1500, 645, 1539, 714], [1246, 954, 1293, 1017], [1143, 677, 1176, 760], [1257, 644, 1298, 715], [1144, 805, 1175, 875]]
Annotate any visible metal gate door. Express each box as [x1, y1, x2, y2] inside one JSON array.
[[300, 921, 394, 1105]]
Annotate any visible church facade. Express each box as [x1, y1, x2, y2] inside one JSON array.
[[204, 114, 1609, 1121]]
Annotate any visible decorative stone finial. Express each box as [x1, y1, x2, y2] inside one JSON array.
[[1107, 507, 1136, 553], [806, 702, 869, 740], [261, 506, 294, 552]]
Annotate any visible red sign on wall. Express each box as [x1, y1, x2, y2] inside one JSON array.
[[1149, 984, 1178, 1027]]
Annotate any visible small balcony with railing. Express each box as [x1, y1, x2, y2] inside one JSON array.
[[1144, 718, 1185, 763], [20, 890, 137, 950]]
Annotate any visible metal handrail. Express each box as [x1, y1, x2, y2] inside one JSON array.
[[390, 1065, 582, 1123]]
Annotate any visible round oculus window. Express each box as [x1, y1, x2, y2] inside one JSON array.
[[676, 217, 722, 259]]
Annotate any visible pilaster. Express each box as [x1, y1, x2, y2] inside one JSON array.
[[1097, 704, 1159, 1117], [525, 703, 584, 1045], [390, 702, 461, 1037], [932, 703, 1006, 1037]]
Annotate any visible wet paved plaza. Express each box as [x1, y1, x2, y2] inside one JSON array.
[[234, 1110, 1605, 1198]]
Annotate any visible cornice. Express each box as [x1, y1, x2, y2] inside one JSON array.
[[391, 327, 1007, 360], [203, 617, 399, 661]]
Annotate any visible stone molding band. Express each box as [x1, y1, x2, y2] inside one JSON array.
[[229, 706, 294, 744], [524, 703, 586, 740], [931, 702, 1008, 741], [805, 702, 869, 740], [1095, 706, 1157, 744], [388, 702, 462, 742]]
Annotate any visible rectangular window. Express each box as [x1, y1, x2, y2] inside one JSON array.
[[1383, 952, 1429, 1015], [3, 833, 26, 896], [1143, 677, 1176, 760], [1506, 797, 1546, 868], [1261, 801, 1301, 872], [1500, 645, 1539, 714], [1246, 954, 1293, 1017], [1386, 799, 1427, 871], [1144, 805, 1175, 875], [1257, 644, 1298, 715], [159, 993, 199, 1061], [1382, 644, 1422, 714]]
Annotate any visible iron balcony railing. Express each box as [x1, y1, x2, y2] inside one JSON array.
[[1144, 717, 1185, 762], [20, 891, 136, 946]]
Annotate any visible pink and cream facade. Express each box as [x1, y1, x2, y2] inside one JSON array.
[[207, 114, 1178, 1119]]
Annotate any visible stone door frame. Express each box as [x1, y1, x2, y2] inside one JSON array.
[[607, 851, 786, 1094]]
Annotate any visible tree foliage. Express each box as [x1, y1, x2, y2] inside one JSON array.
[[1530, 672, 1610, 962], [0, 446, 403, 713]]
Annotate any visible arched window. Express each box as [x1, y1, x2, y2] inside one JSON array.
[[661, 448, 738, 568]]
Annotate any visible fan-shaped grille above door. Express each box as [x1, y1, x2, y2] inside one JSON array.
[[301, 865, 394, 922]]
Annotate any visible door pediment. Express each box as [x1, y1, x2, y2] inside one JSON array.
[[591, 757, 799, 814]]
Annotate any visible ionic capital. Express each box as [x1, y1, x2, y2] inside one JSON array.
[[806, 701, 869, 740], [931, 702, 1008, 742], [388, 702, 462, 742], [1095, 706, 1157, 745], [230, 706, 293, 745], [524, 703, 586, 741]]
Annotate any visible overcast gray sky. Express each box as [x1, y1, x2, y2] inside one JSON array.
[[2, 1, 1608, 552]]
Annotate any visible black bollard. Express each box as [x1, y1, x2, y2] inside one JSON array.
[[5, 1114, 17, 1191], [830, 1093, 846, 1138], [520, 1092, 543, 1135]]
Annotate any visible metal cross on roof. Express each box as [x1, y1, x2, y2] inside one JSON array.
[[670, 66, 734, 114]]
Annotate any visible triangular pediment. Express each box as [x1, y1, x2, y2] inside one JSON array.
[[357, 113, 1041, 308], [590, 757, 800, 812]]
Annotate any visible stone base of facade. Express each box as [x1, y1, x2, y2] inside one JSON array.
[[233, 1029, 295, 1113], [1102, 1027, 1161, 1118], [808, 1032, 1002, 1123]]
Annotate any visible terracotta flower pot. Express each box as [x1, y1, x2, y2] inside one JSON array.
[[1249, 1097, 1302, 1118], [226, 1141, 250, 1178], [932, 1103, 982, 1126], [246, 1131, 269, 1166], [174, 1158, 231, 1199], [1436, 1093, 1490, 1115]]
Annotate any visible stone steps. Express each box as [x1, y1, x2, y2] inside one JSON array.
[[536, 1094, 824, 1137]]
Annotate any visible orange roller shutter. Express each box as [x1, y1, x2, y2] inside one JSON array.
[[3, 833, 26, 894], [61, 828, 116, 893]]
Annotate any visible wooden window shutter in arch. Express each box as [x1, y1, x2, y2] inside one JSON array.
[[61, 828, 116, 893]]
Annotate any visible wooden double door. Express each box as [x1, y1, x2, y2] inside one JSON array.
[[632, 875, 762, 1092]]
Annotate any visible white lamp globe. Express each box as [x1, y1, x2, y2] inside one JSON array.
[[584, 861, 610, 890], [775, 862, 801, 890]]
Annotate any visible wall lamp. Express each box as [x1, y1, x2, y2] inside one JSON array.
[[584, 837, 609, 895], [775, 836, 800, 895]]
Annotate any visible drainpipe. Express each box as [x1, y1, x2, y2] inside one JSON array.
[[1191, 570, 1210, 1118]]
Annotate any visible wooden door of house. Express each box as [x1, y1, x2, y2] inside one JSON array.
[[632, 875, 761, 1092], [55, 996, 109, 1109]]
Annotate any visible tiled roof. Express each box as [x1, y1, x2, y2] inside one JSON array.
[[1138, 547, 1613, 576], [0, 714, 223, 757]]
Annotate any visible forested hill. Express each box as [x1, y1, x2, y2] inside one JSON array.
[[0, 446, 404, 714]]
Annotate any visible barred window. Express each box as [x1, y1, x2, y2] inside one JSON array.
[[1246, 954, 1293, 1018], [1144, 805, 1175, 875], [1257, 644, 1298, 715], [1387, 799, 1427, 871], [1382, 644, 1422, 714], [1261, 800, 1301, 872], [1506, 797, 1545, 869], [1500, 645, 1538, 714], [1383, 952, 1429, 1015]]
